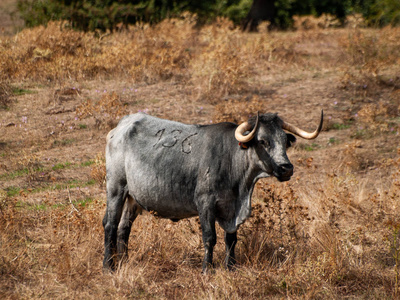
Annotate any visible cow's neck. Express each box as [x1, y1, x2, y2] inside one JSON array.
[[233, 145, 267, 194]]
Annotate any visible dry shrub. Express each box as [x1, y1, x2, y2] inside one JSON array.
[[293, 221, 354, 298], [329, 140, 373, 173], [76, 92, 127, 129], [354, 101, 400, 137], [269, 37, 300, 66], [0, 22, 95, 81], [342, 27, 400, 68], [125, 216, 203, 268], [385, 154, 400, 294], [213, 95, 265, 124], [340, 27, 400, 96], [266, 29, 342, 68], [33, 24, 85, 56], [309, 223, 344, 277], [346, 13, 367, 29], [294, 14, 343, 31], [238, 182, 311, 268], [0, 81, 13, 109], [90, 152, 106, 186], [0, 20, 193, 83], [358, 102, 391, 125], [290, 152, 400, 297], [17, 150, 43, 183], [126, 17, 195, 83], [53, 87, 80, 104], [191, 19, 254, 101], [0, 16, 340, 89], [0, 195, 105, 298]]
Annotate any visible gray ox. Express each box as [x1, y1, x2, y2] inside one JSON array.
[[103, 111, 323, 272]]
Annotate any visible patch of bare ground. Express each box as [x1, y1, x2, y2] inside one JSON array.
[[1, 15, 400, 299]]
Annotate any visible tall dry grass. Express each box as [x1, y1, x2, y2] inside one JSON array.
[[2, 163, 400, 298]]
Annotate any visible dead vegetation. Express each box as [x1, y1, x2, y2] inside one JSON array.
[[0, 82, 13, 109], [1, 13, 400, 299]]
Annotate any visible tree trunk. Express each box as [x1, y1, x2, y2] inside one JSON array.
[[242, 0, 275, 32]]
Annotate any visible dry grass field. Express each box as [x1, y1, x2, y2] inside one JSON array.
[[1, 12, 400, 299]]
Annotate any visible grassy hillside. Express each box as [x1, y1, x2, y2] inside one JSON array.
[[1, 15, 400, 299]]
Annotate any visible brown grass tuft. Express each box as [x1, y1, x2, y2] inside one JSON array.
[[0, 81, 13, 109], [76, 92, 128, 129], [340, 27, 400, 98], [90, 152, 106, 186], [213, 95, 265, 123]]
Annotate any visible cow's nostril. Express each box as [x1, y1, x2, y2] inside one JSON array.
[[279, 163, 293, 174]]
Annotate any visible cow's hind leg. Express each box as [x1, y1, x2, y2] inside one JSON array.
[[103, 183, 127, 271], [117, 195, 142, 263], [224, 231, 237, 270]]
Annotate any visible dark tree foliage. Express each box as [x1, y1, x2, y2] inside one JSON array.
[[16, 0, 400, 32], [17, 0, 229, 32], [242, 0, 353, 31]]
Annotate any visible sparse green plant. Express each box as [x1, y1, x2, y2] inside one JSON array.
[[332, 123, 351, 130], [5, 186, 20, 197], [80, 160, 94, 167], [12, 86, 35, 96], [307, 143, 321, 151], [52, 162, 71, 171], [328, 137, 339, 145], [52, 138, 76, 146], [296, 142, 321, 152]]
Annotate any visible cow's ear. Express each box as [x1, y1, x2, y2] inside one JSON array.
[[286, 133, 296, 148]]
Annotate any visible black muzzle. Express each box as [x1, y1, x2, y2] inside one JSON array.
[[275, 163, 294, 182]]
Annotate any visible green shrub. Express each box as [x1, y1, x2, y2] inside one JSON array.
[[17, 0, 64, 28], [366, 0, 400, 27]]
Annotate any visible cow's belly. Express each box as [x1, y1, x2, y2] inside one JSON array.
[[130, 190, 198, 219], [127, 172, 199, 220], [125, 139, 203, 219]]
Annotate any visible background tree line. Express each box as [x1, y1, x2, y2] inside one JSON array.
[[17, 0, 400, 32]]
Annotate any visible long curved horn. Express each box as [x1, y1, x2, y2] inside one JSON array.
[[235, 112, 259, 143], [282, 110, 323, 140]]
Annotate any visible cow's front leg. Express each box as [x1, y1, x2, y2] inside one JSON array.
[[224, 231, 237, 270], [199, 209, 216, 273]]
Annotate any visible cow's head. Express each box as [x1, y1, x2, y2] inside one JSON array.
[[235, 111, 323, 182]]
